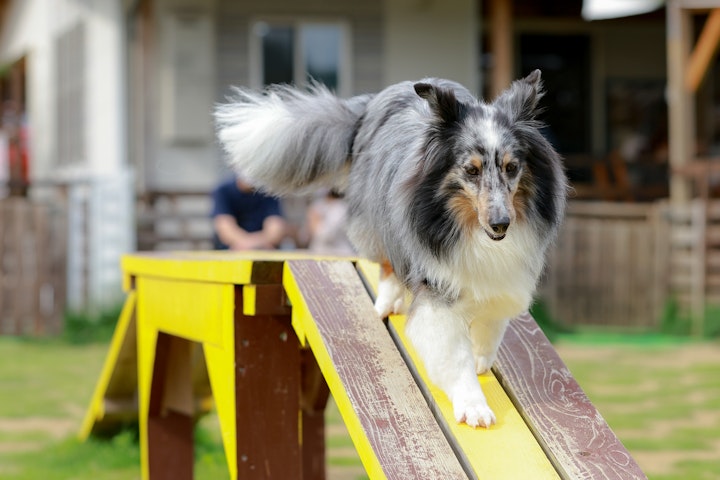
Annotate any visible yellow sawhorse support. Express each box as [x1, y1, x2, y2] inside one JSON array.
[[80, 251, 646, 480]]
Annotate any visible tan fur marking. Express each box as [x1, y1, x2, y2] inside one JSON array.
[[448, 193, 478, 232], [380, 260, 394, 279], [444, 171, 479, 232], [469, 154, 483, 172]]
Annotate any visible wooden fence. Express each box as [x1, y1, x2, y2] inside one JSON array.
[[662, 199, 720, 334], [541, 202, 669, 330], [136, 191, 213, 251], [0, 197, 67, 335]]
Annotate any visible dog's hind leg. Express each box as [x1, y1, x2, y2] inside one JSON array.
[[470, 317, 510, 374], [405, 292, 496, 428], [374, 261, 406, 318]]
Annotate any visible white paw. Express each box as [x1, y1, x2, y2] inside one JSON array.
[[374, 280, 406, 318], [453, 393, 496, 428], [452, 382, 496, 428], [475, 355, 496, 375]]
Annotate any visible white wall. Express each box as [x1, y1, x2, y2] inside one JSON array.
[[0, 0, 128, 179], [383, 0, 479, 92]]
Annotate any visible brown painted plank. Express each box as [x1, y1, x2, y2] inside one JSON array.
[[233, 286, 302, 479], [284, 260, 468, 479], [494, 313, 647, 480]]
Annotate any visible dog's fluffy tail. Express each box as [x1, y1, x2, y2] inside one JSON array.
[[214, 83, 370, 195]]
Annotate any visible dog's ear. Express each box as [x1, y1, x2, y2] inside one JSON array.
[[414, 82, 460, 124], [493, 69, 544, 122]]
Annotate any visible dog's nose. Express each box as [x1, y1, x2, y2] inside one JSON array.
[[490, 218, 510, 235]]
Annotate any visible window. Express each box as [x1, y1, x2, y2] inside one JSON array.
[[519, 34, 591, 155], [251, 21, 350, 96]]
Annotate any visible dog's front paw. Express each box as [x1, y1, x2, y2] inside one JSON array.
[[374, 279, 406, 318], [452, 391, 496, 428]]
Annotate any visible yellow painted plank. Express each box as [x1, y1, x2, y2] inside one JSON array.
[[137, 318, 159, 480], [204, 339, 238, 480], [358, 261, 559, 478], [242, 284, 257, 316], [134, 264, 237, 480], [389, 314, 560, 479], [355, 259, 380, 294], [136, 276, 233, 348], [122, 252, 256, 285], [122, 250, 357, 285], [78, 290, 137, 440], [283, 262, 388, 479]]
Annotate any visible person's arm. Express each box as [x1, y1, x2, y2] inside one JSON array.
[[214, 214, 276, 250], [261, 215, 287, 247], [214, 214, 287, 250]]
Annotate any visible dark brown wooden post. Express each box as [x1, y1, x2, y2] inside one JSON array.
[[300, 348, 330, 480], [234, 286, 302, 479], [147, 333, 194, 480]]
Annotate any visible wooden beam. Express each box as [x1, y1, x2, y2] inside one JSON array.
[[667, 0, 695, 202], [685, 8, 720, 92], [490, 0, 513, 99]]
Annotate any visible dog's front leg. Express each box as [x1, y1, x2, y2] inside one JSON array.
[[405, 294, 496, 428], [470, 317, 510, 374], [374, 261, 406, 318]]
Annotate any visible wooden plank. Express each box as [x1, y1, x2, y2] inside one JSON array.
[[356, 260, 560, 479], [79, 290, 138, 440], [146, 333, 194, 480], [233, 286, 302, 479], [494, 314, 647, 480], [685, 8, 720, 92], [300, 348, 330, 480], [121, 251, 355, 286], [567, 201, 653, 219], [387, 315, 561, 480], [283, 260, 468, 479], [242, 284, 291, 316]]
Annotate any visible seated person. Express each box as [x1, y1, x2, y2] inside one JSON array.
[[211, 175, 287, 250], [306, 189, 355, 255]]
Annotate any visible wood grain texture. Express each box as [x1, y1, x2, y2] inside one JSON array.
[[495, 313, 647, 480], [284, 260, 468, 479]]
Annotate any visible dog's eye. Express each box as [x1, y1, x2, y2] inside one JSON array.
[[464, 164, 480, 176], [505, 162, 519, 176]]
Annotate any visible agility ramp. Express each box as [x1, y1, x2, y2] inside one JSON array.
[[80, 251, 646, 479]]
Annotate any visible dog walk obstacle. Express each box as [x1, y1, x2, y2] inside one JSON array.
[[79, 251, 646, 480]]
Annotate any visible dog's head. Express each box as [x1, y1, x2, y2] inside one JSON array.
[[414, 70, 551, 242]]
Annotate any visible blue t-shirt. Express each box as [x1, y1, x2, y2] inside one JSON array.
[[211, 178, 283, 249]]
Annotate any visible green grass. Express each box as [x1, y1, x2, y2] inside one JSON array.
[[0, 332, 718, 479], [555, 338, 720, 479]]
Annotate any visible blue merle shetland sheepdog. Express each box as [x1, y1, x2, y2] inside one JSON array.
[[214, 70, 567, 428]]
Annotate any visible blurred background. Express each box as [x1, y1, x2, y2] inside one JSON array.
[[0, 0, 718, 479]]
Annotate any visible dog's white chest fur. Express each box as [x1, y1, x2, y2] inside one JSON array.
[[432, 222, 545, 320]]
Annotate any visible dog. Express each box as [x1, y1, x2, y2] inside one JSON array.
[[214, 70, 567, 428]]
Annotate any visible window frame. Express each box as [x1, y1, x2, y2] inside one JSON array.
[[249, 18, 352, 97]]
